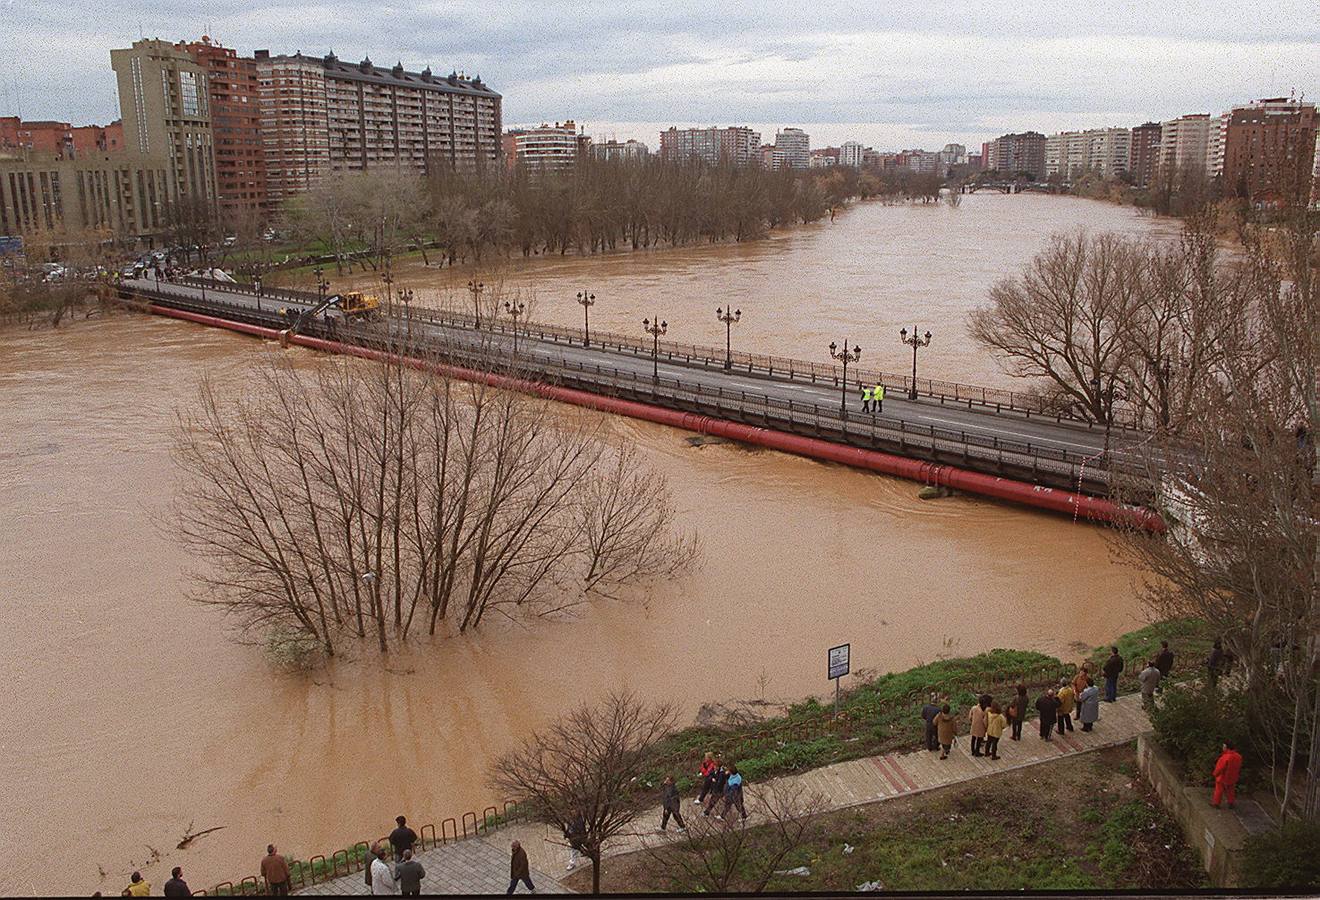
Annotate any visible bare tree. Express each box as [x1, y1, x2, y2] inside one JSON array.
[[640, 780, 827, 893], [489, 691, 678, 894]]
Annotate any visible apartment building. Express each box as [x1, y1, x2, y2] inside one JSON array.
[[1128, 122, 1162, 188], [592, 138, 649, 162], [839, 141, 864, 168], [0, 150, 173, 240], [659, 126, 761, 165], [183, 36, 267, 216], [1220, 96, 1318, 204], [1045, 128, 1131, 180], [773, 128, 810, 169], [255, 52, 330, 202], [1158, 113, 1216, 176], [0, 117, 124, 158], [986, 131, 1046, 178], [506, 121, 583, 172]]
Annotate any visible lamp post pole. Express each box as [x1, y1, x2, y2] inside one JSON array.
[[577, 290, 595, 347], [716, 306, 741, 370], [505, 300, 525, 355], [467, 279, 485, 328], [643, 316, 668, 384], [899, 326, 932, 401], [828, 340, 862, 420]]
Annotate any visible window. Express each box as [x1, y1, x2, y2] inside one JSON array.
[[180, 70, 201, 117]]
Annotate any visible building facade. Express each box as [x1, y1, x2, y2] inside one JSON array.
[[986, 131, 1046, 178], [659, 126, 761, 166], [1, 118, 124, 158], [592, 138, 649, 162], [255, 52, 330, 203], [507, 121, 582, 172], [1128, 122, 1162, 187], [0, 149, 173, 241], [1219, 97, 1317, 204], [773, 127, 810, 169], [110, 39, 218, 203], [183, 37, 267, 217], [1158, 113, 1215, 177], [839, 141, 864, 168]]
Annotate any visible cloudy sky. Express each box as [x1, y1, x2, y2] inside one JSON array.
[[3, 0, 1316, 150]]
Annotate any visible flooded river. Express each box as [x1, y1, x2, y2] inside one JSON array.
[[2, 196, 1172, 894]]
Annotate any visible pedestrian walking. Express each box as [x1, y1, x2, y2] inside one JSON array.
[[1206, 639, 1225, 690], [1056, 681, 1076, 733], [702, 764, 730, 816], [564, 812, 587, 870], [1009, 684, 1028, 741], [389, 815, 418, 863], [710, 765, 748, 820], [395, 849, 426, 897], [1102, 646, 1124, 702], [507, 841, 535, 895], [921, 692, 942, 752], [695, 752, 718, 805], [934, 703, 957, 759], [370, 846, 397, 895], [163, 867, 191, 898], [1036, 689, 1059, 741], [1077, 678, 1100, 732], [861, 385, 873, 413], [985, 703, 1006, 760], [660, 775, 687, 831], [1155, 641, 1174, 692], [261, 845, 292, 896], [1211, 741, 1243, 809], [1138, 660, 1161, 708], [968, 698, 988, 757], [124, 872, 150, 897], [874, 384, 884, 413]]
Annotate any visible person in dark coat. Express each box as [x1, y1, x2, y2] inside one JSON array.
[[395, 849, 426, 897], [921, 693, 942, 752], [1036, 689, 1060, 741], [660, 775, 686, 831], [1206, 639, 1225, 689], [702, 764, 730, 816], [1154, 641, 1174, 692], [507, 841, 535, 894], [163, 867, 191, 898], [1009, 684, 1028, 740], [564, 812, 587, 870], [1102, 646, 1124, 702], [1077, 678, 1101, 732], [389, 815, 418, 863], [934, 703, 958, 759]]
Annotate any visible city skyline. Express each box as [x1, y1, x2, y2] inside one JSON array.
[[3, 1, 1316, 148]]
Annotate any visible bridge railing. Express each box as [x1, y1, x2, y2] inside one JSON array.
[[170, 276, 1142, 432]]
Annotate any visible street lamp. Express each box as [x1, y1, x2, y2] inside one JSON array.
[[829, 340, 862, 420], [505, 299, 525, 355], [899, 326, 932, 401], [254, 274, 263, 311], [643, 316, 668, 384], [314, 265, 330, 306], [576, 290, 595, 347], [468, 279, 485, 328], [716, 306, 741, 371], [399, 287, 414, 339], [382, 250, 393, 305]]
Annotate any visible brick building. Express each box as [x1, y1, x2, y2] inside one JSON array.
[[986, 131, 1046, 179], [183, 37, 267, 217], [1128, 122, 1162, 188], [1220, 97, 1318, 204], [659, 126, 761, 166]]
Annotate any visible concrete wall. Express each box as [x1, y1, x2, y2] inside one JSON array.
[[1138, 732, 1246, 887]]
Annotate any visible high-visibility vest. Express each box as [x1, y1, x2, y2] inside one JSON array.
[[875, 385, 885, 400], [861, 387, 873, 401]]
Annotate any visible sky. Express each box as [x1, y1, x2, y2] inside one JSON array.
[[3, 0, 1317, 152]]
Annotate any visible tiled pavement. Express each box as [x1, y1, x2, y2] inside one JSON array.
[[303, 694, 1150, 894]]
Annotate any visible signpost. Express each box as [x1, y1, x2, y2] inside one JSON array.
[[828, 643, 850, 718]]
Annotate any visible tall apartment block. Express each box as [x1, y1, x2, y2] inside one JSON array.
[[591, 138, 649, 162], [1045, 127, 1131, 180], [986, 131, 1046, 179], [658, 126, 761, 165], [255, 52, 330, 203], [504, 121, 583, 172], [111, 39, 218, 204], [183, 37, 267, 217], [1220, 97, 1317, 204], [1128, 122, 1162, 188], [773, 128, 810, 169], [1157, 113, 1217, 177]]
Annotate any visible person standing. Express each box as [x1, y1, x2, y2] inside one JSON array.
[[1072, 664, 1092, 700], [695, 752, 718, 805], [660, 775, 687, 831], [968, 698, 988, 757], [389, 816, 418, 864], [261, 845, 292, 896], [921, 693, 942, 752], [1056, 681, 1076, 733], [1009, 684, 1028, 741], [984, 703, 1007, 760], [861, 385, 872, 414], [702, 765, 730, 817], [1102, 646, 1124, 702], [874, 384, 884, 413], [1077, 678, 1100, 732], [1211, 741, 1243, 809], [124, 872, 150, 897], [370, 846, 397, 895], [1036, 689, 1059, 741], [1154, 641, 1175, 692], [1138, 660, 1162, 708], [507, 841, 535, 895], [163, 868, 191, 898], [395, 849, 426, 897], [935, 703, 957, 759], [1206, 639, 1225, 690], [719, 766, 748, 820], [564, 812, 587, 870]]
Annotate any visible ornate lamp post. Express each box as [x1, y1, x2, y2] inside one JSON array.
[[505, 300, 525, 355], [899, 326, 932, 401], [253, 274, 263, 311], [399, 287, 414, 339], [467, 279, 485, 328], [716, 306, 741, 370], [576, 290, 595, 347], [829, 340, 861, 420], [643, 316, 668, 384], [314, 265, 329, 309]]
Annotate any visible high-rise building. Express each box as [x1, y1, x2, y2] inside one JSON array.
[[183, 36, 268, 217], [111, 38, 218, 203], [506, 121, 583, 172], [839, 141, 864, 168], [937, 143, 967, 175], [1045, 128, 1130, 180], [1128, 122, 1162, 188], [592, 138, 649, 162], [987, 131, 1046, 178], [255, 52, 330, 203], [1158, 113, 1215, 177], [773, 127, 810, 169], [1220, 97, 1317, 204], [0, 151, 173, 240], [658, 126, 760, 165]]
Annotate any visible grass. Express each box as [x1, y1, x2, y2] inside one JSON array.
[[1086, 617, 1215, 695]]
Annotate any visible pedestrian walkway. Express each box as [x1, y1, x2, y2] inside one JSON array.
[[296, 838, 571, 896]]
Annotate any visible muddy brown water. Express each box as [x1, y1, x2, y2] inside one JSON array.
[[2, 196, 1171, 894]]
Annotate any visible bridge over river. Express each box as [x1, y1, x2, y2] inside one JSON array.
[[113, 276, 1162, 528]]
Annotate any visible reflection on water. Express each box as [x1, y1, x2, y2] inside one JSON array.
[[2, 195, 1162, 894]]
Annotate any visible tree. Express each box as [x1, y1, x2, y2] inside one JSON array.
[[163, 195, 221, 268], [489, 691, 678, 894]]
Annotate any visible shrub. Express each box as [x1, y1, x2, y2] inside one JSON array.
[[265, 628, 322, 671], [1241, 821, 1320, 890], [1149, 683, 1250, 784]]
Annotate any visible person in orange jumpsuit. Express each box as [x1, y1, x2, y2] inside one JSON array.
[[1212, 740, 1243, 808]]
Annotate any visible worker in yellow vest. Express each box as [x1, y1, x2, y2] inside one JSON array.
[[861, 385, 872, 413], [874, 384, 885, 413]]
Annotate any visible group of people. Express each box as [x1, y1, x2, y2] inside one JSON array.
[[920, 666, 1104, 759], [859, 383, 886, 413], [360, 816, 427, 896]]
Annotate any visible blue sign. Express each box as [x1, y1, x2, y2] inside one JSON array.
[[0, 236, 23, 256]]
